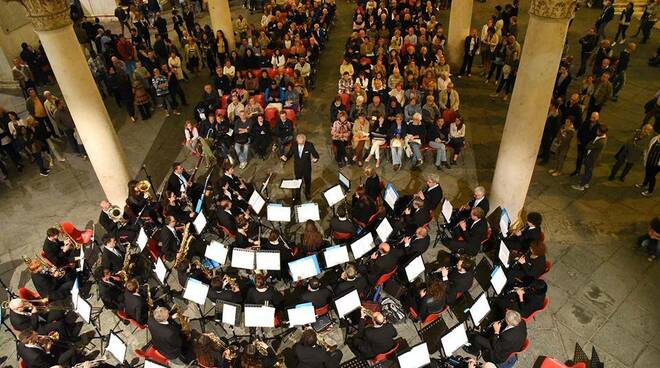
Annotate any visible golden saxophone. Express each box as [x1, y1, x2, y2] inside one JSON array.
[[170, 304, 192, 337], [173, 223, 193, 268]]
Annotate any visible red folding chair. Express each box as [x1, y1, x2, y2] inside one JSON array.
[[375, 266, 398, 287], [18, 287, 42, 301], [147, 239, 160, 262], [284, 108, 297, 123], [422, 305, 448, 325], [539, 358, 587, 368], [369, 342, 400, 364], [117, 310, 147, 330], [539, 260, 552, 279], [19, 361, 27, 368], [60, 222, 93, 245], [264, 107, 279, 128], [315, 304, 330, 317], [135, 346, 170, 366], [332, 231, 354, 242], [267, 68, 278, 79], [253, 94, 266, 108], [504, 338, 530, 362], [340, 93, 351, 110], [523, 298, 549, 323], [220, 95, 230, 109]]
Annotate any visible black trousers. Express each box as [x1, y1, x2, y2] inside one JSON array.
[[609, 158, 633, 180], [460, 53, 475, 75], [294, 168, 312, 202], [642, 164, 659, 193], [574, 144, 587, 174]]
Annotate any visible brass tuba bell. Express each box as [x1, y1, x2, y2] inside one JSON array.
[[135, 180, 155, 201]]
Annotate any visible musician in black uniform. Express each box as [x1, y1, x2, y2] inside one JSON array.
[[507, 240, 547, 282], [451, 186, 490, 225], [167, 162, 203, 204], [124, 279, 149, 325], [496, 279, 547, 318], [281, 134, 320, 203], [299, 277, 333, 309], [418, 174, 444, 211], [42, 227, 74, 268], [364, 166, 382, 200], [406, 278, 447, 322], [163, 190, 195, 223], [329, 207, 356, 236], [446, 207, 488, 256], [437, 255, 476, 304], [245, 273, 284, 308], [8, 299, 66, 337], [98, 269, 124, 310], [294, 329, 343, 368], [349, 311, 398, 359], [402, 226, 430, 259], [148, 307, 191, 365], [99, 199, 137, 243], [17, 330, 77, 368], [465, 309, 528, 364], [26, 259, 74, 302], [351, 186, 378, 227], [215, 199, 238, 235], [505, 211, 543, 252], [100, 234, 124, 274], [159, 216, 182, 262], [334, 263, 369, 298], [363, 242, 404, 285], [402, 198, 431, 235]]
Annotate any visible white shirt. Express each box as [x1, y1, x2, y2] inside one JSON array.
[[167, 225, 180, 243], [474, 197, 484, 207], [298, 144, 304, 157], [175, 172, 187, 193]]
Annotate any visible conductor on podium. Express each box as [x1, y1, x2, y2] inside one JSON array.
[[281, 134, 319, 203]]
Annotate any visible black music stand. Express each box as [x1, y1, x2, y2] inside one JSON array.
[[450, 292, 475, 323], [474, 258, 493, 293], [418, 316, 449, 354]]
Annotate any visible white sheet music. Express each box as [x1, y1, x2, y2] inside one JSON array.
[[205, 240, 229, 265], [323, 245, 350, 268], [137, 227, 148, 251], [490, 266, 508, 295], [296, 203, 321, 223], [500, 208, 511, 237], [442, 200, 453, 223], [244, 305, 276, 327], [231, 248, 255, 269], [350, 233, 375, 259], [334, 289, 361, 318], [441, 323, 469, 357], [339, 172, 350, 189], [77, 246, 84, 272], [70, 278, 79, 297], [267, 204, 292, 222], [222, 302, 239, 326], [405, 256, 425, 282], [498, 241, 511, 268], [281, 179, 303, 189], [397, 343, 431, 368], [288, 255, 321, 280], [248, 191, 266, 214], [193, 211, 207, 234], [287, 303, 316, 326], [145, 360, 168, 368], [154, 258, 167, 284], [76, 295, 91, 324], [323, 184, 345, 207], [256, 250, 281, 270], [469, 293, 491, 326], [375, 218, 393, 242], [383, 184, 399, 210], [107, 332, 127, 363], [183, 278, 210, 305]]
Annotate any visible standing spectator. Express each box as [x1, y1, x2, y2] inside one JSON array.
[[572, 112, 601, 176], [0, 118, 23, 172], [572, 125, 608, 191], [42, 91, 61, 136], [152, 68, 180, 117], [352, 115, 370, 167], [25, 87, 57, 137], [577, 28, 599, 76], [635, 0, 658, 43], [549, 117, 576, 177], [538, 101, 562, 165], [116, 73, 136, 123], [275, 110, 295, 157], [331, 111, 351, 167], [251, 115, 272, 159], [52, 99, 86, 158], [613, 2, 634, 45], [168, 51, 185, 81], [449, 118, 466, 165], [132, 79, 152, 121], [163, 65, 187, 107], [234, 111, 252, 169], [459, 29, 480, 78], [587, 73, 613, 117], [610, 125, 654, 182], [114, 5, 129, 35], [595, 0, 615, 40], [11, 58, 34, 97], [184, 120, 199, 155], [611, 43, 636, 101], [637, 132, 660, 196], [390, 114, 407, 171]]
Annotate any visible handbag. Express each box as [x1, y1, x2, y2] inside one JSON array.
[[391, 138, 403, 148]]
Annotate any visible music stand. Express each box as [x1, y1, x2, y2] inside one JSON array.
[[468, 292, 491, 328], [375, 217, 393, 243], [498, 241, 511, 268], [334, 289, 361, 319], [418, 315, 448, 353], [77, 295, 105, 353], [397, 342, 431, 368], [280, 179, 303, 204], [136, 227, 148, 251], [440, 323, 469, 357], [205, 240, 229, 265], [404, 256, 425, 282], [286, 303, 316, 326], [490, 266, 508, 296], [323, 245, 350, 268], [383, 183, 399, 211], [474, 257, 493, 292], [349, 232, 375, 260], [106, 332, 127, 365], [244, 304, 276, 328], [256, 250, 281, 271], [248, 190, 267, 215], [144, 361, 168, 368], [323, 184, 345, 208], [339, 171, 350, 191], [231, 248, 256, 270], [295, 202, 321, 223], [288, 254, 321, 281]]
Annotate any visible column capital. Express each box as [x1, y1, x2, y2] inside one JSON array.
[[7, 0, 71, 31], [529, 0, 577, 19]]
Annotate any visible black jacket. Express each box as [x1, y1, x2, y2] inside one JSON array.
[[166, 170, 191, 197], [285, 141, 319, 177], [404, 235, 430, 259], [423, 185, 443, 211], [124, 290, 148, 325], [158, 227, 181, 261], [148, 316, 184, 360], [300, 287, 333, 308], [359, 322, 397, 357], [367, 248, 404, 284], [42, 238, 69, 268], [10, 310, 39, 332], [445, 269, 475, 304], [101, 247, 124, 274], [216, 209, 238, 235], [294, 342, 340, 368], [334, 276, 369, 298], [468, 197, 490, 215], [416, 293, 447, 321], [330, 217, 356, 235], [18, 343, 56, 368], [490, 321, 527, 363]]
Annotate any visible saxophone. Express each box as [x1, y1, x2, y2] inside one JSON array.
[[144, 283, 154, 310], [170, 304, 192, 337], [173, 223, 193, 268]]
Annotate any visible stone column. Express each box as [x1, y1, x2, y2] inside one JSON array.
[[447, 0, 474, 66], [11, 0, 131, 206], [490, 0, 576, 216], [208, 0, 235, 50]]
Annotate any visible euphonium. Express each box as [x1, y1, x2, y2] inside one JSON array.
[[23, 255, 65, 279], [104, 204, 125, 223], [136, 180, 155, 202], [170, 304, 192, 337], [57, 224, 82, 249]]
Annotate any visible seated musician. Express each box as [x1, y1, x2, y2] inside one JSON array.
[[418, 174, 444, 211], [100, 234, 124, 274], [349, 311, 398, 360], [363, 242, 404, 285], [451, 186, 490, 225], [351, 186, 378, 227], [294, 329, 343, 368], [221, 162, 244, 194], [234, 216, 259, 249], [329, 206, 356, 236], [99, 199, 136, 242], [446, 207, 488, 256], [301, 220, 325, 254], [26, 259, 74, 302], [436, 255, 476, 304], [465, 309, 528, 364], [163, 190, 194, 223], [334, 263, 369, 298], [214, 176, 249, 212], [363, 166, 382, 200], [215, 199, 238, 235], [17, 329, 77, 368], [406, 278, 447, 322], [245, 273, 284, 308], [403, 226, 430, 259], [505, 211, 543, 252], [402, 198, 431, 235], [192, 333, 237, 368], [8, 298, 66, 337], [42, 227, 75, 268], [507, 240, 547, 282], [123, 278, 149, 325], [125, 180, 161, 226], [148, 306, 191, 365], [176, 258, 213, 288], [208, 274, 243, 305], [98, 269, 124, 310], [159, 216, 182, 262], [496, 279, 548, 319], [299, 277, 333, 309]]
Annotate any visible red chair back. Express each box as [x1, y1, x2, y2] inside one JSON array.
[[539, 357, 587, 368], [18, 287, 41, 301], [506, 338, 530, 361], [366, 213, 379, 227], [267, 68, 278, 79], [147, 239, 160, 262], [370, 342, 400, 364], [215, 108, 227, 118], [332, 231, 353, 241], [135, 346, 169, 366], [117, 309, 147, 329], [523, 298, 549, 323], [540, 231, 546, 243], [19, 360, 27, 368], [315, 304, 330, 316], [422, 305, 448, 325], [375, 266, 398, 287], [284, 108, 297, 123], [219, 225, 236, 238], [60, 222, 93, 245], [253, 94, 266, 108], [264, 107, 279, 128], [284, 67, 295, 77], [220, 95, 230, 109]]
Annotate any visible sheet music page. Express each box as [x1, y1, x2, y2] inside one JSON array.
[[334, 289, 361, 318], [281, 179, 303, 189], [296, 203, 321, 222], [205, 240, 229, 265], [137, 227, 148, 251], [498, 241, 511, 268], [376, 218, 393, 242], [107, 332, 127, 363], [287, 303, 316, 326], [323, 185, 345, 207], [183, 278, 210, 305], [339, 172, 350, 189], [441, 323, 469, 357], [442, 200, 453, 223], [350, 233, 375, 259], [248, 191, 266, 214], [469, 293, 491, 326], [222, 303, 238, 326], [76, 295, 91, 323], [267, 204, 292, 222], [288, 255, 321, 280], [500, 209, 511, 237], [405, 256, 425, 282], [397, 343, 430, 368], [154, 258, 167, 284], [323, 245, 350, 268], [490, 266, 508, 295], [256, 250, 281, 270], [383, 184, 399, 210], [231, 248, 255, 269], [244, 305, 276, 327], [193, 211, 207, 234]]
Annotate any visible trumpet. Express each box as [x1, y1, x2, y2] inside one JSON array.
[[36, 331, 59, 353], [222, 274, 239, 290]]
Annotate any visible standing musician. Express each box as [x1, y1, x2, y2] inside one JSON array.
[[504, 211, 543, 252], [42, 227, 76, 268], [402, 226, 431, 259], [405, 278, 447, 322], [162, 190, 195, 223], [99, 199, 137, 242], [299, 277, 334, 308], [436, 255, 476, 304], [495, 279, 548, 318], [450, 186, 490, 225], [507, 240, 547, 282], [17, 329, 77, 368], [281, 134, 320, 203], [348, 311, 398, 360], [26, 259, 74, 302], [363, 166, 383, 200], [294, 329, 343, 368], [148, 306, 192, 367], [401, 198, 430, 236], [167, 162, 203, 205], [417, 174, 444, 211], [446, 207, 488, 256], [464, 309, 528, 364], [98, 269, 124, 310], [362, 242, 404, 285], [100, 234, 124, 274], [8, 298, 67, 337], [334, 263, 369, 298], [124, 278, 149, 325], [159, 216, 182, 262]]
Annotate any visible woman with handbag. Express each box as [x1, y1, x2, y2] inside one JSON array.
[[389, 114, 407, 171], [549, 117, 576, 176]]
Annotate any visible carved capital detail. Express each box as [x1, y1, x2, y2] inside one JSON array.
[[7, 0, 71, 31], [529, 0, 577, 19]]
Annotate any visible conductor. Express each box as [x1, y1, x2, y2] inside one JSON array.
[[281, 134, 319, 203]]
